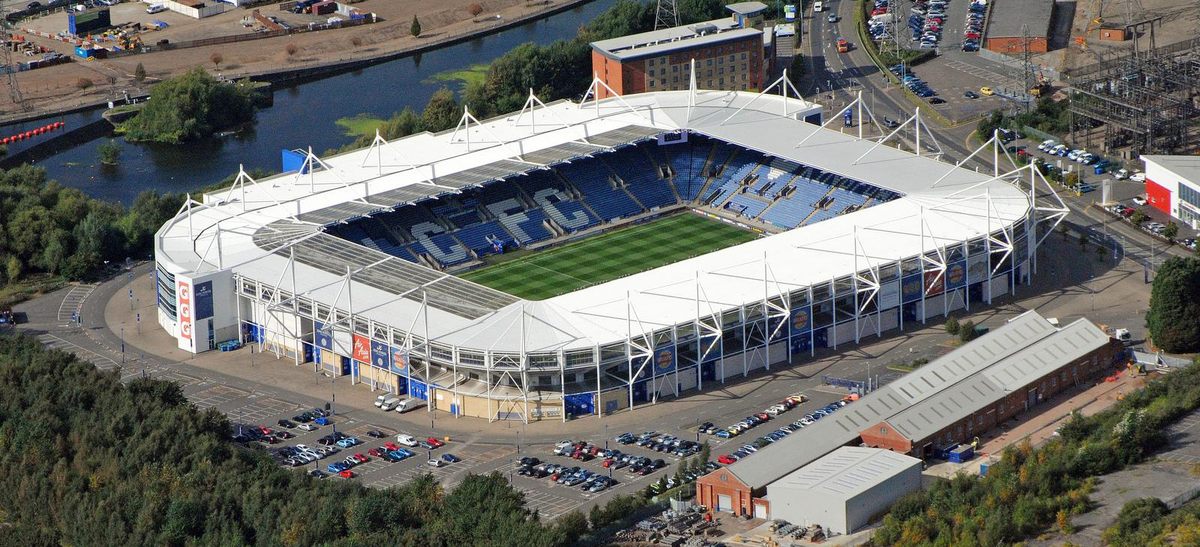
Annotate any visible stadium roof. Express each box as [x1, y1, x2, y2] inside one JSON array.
[[590, 19, 761, 61], [157, 88, 1033, 355], [722, 311, 1079, 489], [767, 446, 920, 501]]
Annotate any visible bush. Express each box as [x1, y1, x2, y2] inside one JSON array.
[[468, 2, 483, 15], [76, 77, 93, 89], [959, 320, 976, 342], [945, 317, 960, 335], [134, 63, 146, 83], [97, 139, 122, 165], [411, 15, 422, 37], [285, 43, 298, 56]]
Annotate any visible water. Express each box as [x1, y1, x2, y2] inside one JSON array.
[[1, 0, 614, 204]]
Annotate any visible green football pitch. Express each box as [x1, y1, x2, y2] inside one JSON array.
[[460, 214, 758, 300]]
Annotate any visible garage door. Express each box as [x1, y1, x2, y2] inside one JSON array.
[[717, 494, 733, 513], [754, 504, 767, 519]]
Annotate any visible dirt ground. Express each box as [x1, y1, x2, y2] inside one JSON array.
[[1, 0, 576, 119], [1042, 0, 1200, 73]]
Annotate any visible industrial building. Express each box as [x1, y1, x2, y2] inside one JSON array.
[[983, 0, 1054, 54], [590, 2, 772, 98], [765, 447, 922, 534], [696, 312, 1122, 519], [1141, 155, 1200, 229]]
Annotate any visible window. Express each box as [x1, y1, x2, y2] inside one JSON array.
[[1181, 183, 1200, 208], [707, 59, 713, 67], [741, 52, 748, 60]]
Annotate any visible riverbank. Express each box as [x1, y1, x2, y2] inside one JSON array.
[[0, 0, 594, 127]]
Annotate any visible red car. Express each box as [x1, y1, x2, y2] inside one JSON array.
[[871, 8, 887, 15], [383, 442, 400, 451], [718, 454, 738, 465], [602, 458, 615, 468], [965, 32, 981, 40], [352, 453, 369, 463], [257, 426, 273, 435], [755, 412, 771, 421], [426, 437, 444, 448], [368, 448, 385, 457], [338, 470, 354, 479]]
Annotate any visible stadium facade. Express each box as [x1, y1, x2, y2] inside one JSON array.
[[154, 82, 1066, 422]]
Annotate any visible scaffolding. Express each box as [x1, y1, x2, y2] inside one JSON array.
[[1065, 37, 1200, 155]]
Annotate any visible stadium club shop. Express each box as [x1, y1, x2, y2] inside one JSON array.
[[153, 86, 1062, 423]]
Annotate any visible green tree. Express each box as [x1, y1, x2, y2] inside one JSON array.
[[959, 320, 976, 342], [411, 15, 422, 37], [121, 67, 255, 143], [945, 316, 960, 335], [1131, 210, 1147, 225], [698, 441, 711, 464], [555, 511, 588, 543], [134, 62, 146, 83], [1164, 222, 1179, 241], [422, 87, 461, 133], [1145, 257, 1200, 352], [98, 139, 122, 165], [6, 255, 22, 282]]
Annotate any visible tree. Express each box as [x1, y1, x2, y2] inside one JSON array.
[[1131, 211, 1147, 226], [1145, 257, 1200, 352], [6, 255, 22, 282], [698, 441, 711, 464], [1164, 222, 1179, 242], [959, 320, 976, 342], [555, 511, 588, 544], [422, 87, 460, 133], [210, 52, 223, 70], [76, 77, 93, 89], [121, 67, 255, 143], [945, 316, 960, 335], [467, 3, 483, 16], [285, 43, 298, 57], [134, 63, 146, 83], [411, 15, 422, 37], [97, 139, 122, 166]]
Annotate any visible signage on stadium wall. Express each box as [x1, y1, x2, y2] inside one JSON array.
[[194, 281, 213, 320], [901, 273, 923, 303], [923, 269, 946, 296], [390, 346, 408, 375], [370, 340, 390, 369], [177, 279, 193, 346], [653, 345, 676, 375], [878, 280, 900, 310], [789, 306, 812, 336], [945, 261, 967, 290], [967, 254, 988, 283], [351, 334, 371, 363], [314, 321, 333, 350]]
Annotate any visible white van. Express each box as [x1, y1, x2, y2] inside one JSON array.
[[813, 1, 823, 12], [145, 3, 166, 13], [395, 399, 425, 413], [396, 434, 418, 446], [380, 397, 401, 411]]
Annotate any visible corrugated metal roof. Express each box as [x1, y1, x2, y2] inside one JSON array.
[[723, 311, 1070, 488], [885, 318, 1111, 442], [767, 446, 921, 502]]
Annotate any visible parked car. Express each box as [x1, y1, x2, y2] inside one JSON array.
[[1132, 196, 1147, 206], [441, 453, 461, 463]]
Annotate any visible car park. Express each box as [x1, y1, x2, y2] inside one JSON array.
[[964, 90, 980, 99], [277, 419, 296, 429], [338, 469, 354, 479], [426, 459, 443, 468]]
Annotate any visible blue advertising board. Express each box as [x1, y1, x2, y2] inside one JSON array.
[[564, 393, 596, 416], [653, 345, 676, 375], [314, 320, 333, 350], [788, 305, 812, 336], [194, 281, 213, 320], [901, 273, 924, 303], [370, 340, 390, 369]]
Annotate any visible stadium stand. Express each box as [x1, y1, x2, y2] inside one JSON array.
[[555, 159, 643, 221], [329, 134, 899, 268]]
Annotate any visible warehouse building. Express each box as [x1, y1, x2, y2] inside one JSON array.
[[765, 447, 922, 534], [860, 317, 1119, 457], [590, 2, 772, 98], [697, 311, 1123, 519], [1141, 155, 1200, 230], [983, 0, 1054, 54]]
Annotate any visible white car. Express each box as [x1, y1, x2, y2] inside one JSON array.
[[813, 1, 823, 12], [1113, 169, 1130, 180], [297, 423, 317, 431], [1132, 196, 1147, 205], [1130, 172, 1146, 182], [555, 439, 574, 449], [396, 434, 419, 446], [374, 395, 389, 407], [1038, 139, 1057, 151], [427, 459, 443, 468]]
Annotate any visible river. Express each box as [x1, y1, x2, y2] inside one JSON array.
[[0, 0, 615, 204]]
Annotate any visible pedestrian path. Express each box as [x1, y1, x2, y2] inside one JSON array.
[[57, 283, 96, 324]]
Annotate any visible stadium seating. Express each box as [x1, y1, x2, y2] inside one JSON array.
[[497, 207, 554, 244], [454, 220, 511, 255], [725, 193, 770, 219], [528, 187, 598, 233], [702, 151, 761, 207], [555, 160, 643, 221], [667, 139, 713, 200], [604, 146, 677, 210]]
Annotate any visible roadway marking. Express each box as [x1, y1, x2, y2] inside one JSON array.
[[57, 284, 97, 323]]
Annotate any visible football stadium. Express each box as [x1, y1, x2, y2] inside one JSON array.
[[153, 84, 1063, 422]]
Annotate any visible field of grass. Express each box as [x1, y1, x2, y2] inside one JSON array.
[[460, 214, 757, 300], [335, 114, 387, 138], [424, 63, 490, 89]]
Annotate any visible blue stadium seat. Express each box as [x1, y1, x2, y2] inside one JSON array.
[[668, 139, 712, 201], [527, 187, 598, 233], [411, 233, 471, 266], [497, 207, 553, 245], [555, 161, 642, 221], [603, 145, 677, 210], [454, 220, 510, 255]]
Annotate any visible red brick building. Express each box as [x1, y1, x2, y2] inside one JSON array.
[[694, 313, 1123, 518], [590, 3, 772, 99], [983, 0, 1053, 54]]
